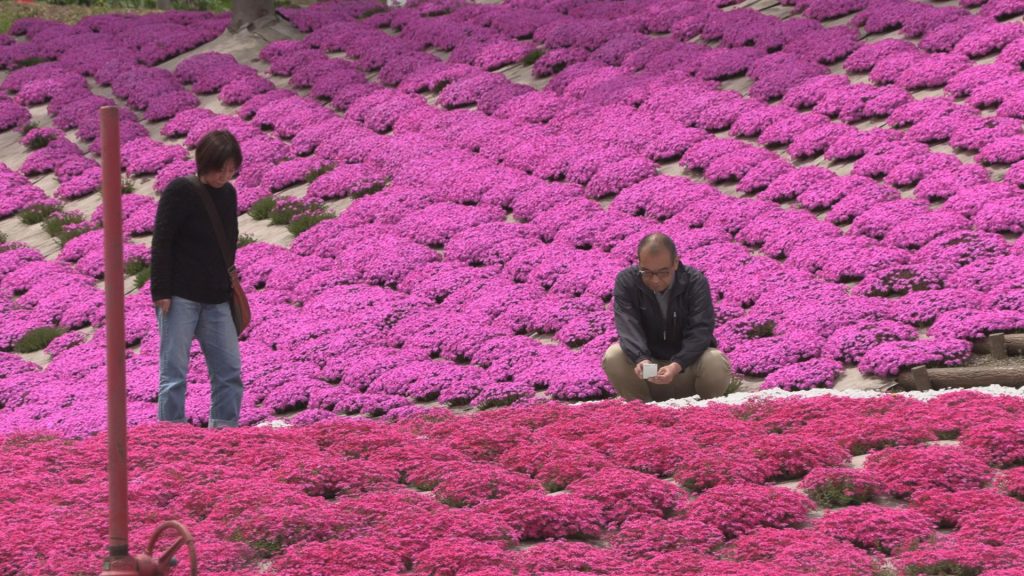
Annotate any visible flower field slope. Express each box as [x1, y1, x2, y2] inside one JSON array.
[[2, 0, 1024, 429]]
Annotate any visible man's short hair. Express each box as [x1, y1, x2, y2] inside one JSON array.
[[195, 130, 243, 176], [638, 233, 678, 261]]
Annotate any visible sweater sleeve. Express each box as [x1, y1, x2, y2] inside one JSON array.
[[150, 182, 190, 301], [612, 270, 652, 365], [671, 272, 716, 369]]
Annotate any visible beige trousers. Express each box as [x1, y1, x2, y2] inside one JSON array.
[[602, 343, 732, 402]]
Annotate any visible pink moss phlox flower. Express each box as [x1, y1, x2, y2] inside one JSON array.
[[920, 15, 991, 52], [974, 197, 1024, 234], [911, 488, 1023, 529], [0, 97, 31, 133], [90, 193, 158, 236], [760, 358, 846, 391], [844, 38, 918, 73], [852, 140, 930, 180], [758, 112, 830, 147], [817, 503, 934, 554], [475, 491, 605, 540], [219, 74, 276, 105], [760, 166, 838, 204], [747, 52, 830, 102], [944, 182, 1019, 219], [858, 338, 973, 377], [824, 128, 902, 163], [914, 164, 989, 201], [120, 137, 188, 177], [930, 308, 1024, 341], [568, 467, 686, 527], [184, 114, 261, 148], [866, 444, 993, 498], [787, 235, 911, 282], [688, 484, 814, 538], [824, 320, 919, 363]]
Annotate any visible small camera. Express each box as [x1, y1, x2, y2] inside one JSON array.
[[642, 363, 658, 379]]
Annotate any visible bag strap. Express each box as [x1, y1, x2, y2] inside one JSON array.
[[188, 176, 235, 273]]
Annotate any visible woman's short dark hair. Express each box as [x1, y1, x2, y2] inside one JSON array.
[[195, 130, 243, 176]]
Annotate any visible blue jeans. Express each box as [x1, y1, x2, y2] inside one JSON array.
[[157, 296, 243, 428]]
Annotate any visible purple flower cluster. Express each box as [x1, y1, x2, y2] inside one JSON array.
[[0, 165, 51, 219], [0, 97, 31, 133]]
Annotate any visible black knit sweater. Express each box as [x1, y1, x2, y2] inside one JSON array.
[[150, 176, 238, 304]]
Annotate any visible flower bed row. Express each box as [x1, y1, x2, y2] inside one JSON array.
[[4, 391, 1024, 575]]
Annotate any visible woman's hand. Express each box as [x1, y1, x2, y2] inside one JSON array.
[[155, 299, 171, 315]]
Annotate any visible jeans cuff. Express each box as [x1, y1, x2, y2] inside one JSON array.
[[209, 419, 239, 429]]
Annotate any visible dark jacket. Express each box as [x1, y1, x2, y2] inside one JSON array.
[[612, 264, 717, 369], [150, 176, 238, 304]]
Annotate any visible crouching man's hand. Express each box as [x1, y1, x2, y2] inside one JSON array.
[[634, 360, 651, 379], [649, 362, 682, 385]]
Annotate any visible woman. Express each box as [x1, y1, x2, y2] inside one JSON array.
[[151, 130, 244, 428]]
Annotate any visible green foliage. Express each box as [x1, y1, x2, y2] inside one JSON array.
[[474, 394, 525, 410], [237, 233, 257, 248], [18, 203, 59, 225], [133, 265, 151, 291], [805, 478, 877, 508], [227, 528, 283, 559], [246, 538, 284, 558], [270, 199, 323, 226], [247, 196, 276, 220], [351, 180, 388, 199], [121, 179, 135, 194], [13, 326, 67, 354], [42, 211, 95, 246], [358, 4, 386, 18], [1, 1, 160, 35], [124, 257, 147, 276], [726, 374, 743, 395], [42, 211, 83, 237], [56, 226, 93, 247], [303, 163, 335, 184], [14, 56, 50, 69], [902, 561, 981, 576], [522, 48, 544, 66], [287, 212, 332, 236], [24, 132, 53, 151], [57, 0, 231, 10], [0, 231, 7, 244]]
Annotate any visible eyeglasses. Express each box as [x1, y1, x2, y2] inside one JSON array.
[[639, 268, 673, 280]]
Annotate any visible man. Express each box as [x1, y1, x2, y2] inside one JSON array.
[[603, 232, 732, 401]]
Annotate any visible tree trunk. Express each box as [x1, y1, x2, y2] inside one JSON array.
[[230, 0, 277, 32]]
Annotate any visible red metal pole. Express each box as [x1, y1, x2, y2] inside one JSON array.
[[99, 106, 133, 576]]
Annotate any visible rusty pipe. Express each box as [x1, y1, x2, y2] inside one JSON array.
[[100, 105, 129, 565]]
